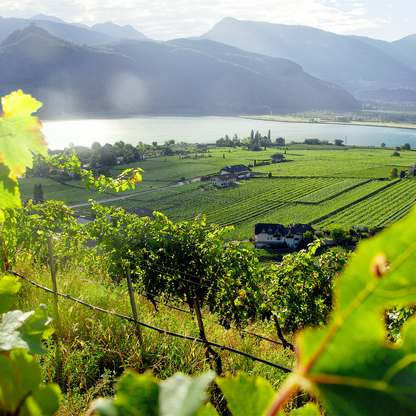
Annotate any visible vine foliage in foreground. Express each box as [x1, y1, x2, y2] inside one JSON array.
[[89, 203, 416, 416]]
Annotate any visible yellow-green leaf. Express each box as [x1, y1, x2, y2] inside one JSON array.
[[0, 90, 48, 179]]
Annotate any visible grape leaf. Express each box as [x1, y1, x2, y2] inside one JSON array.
[[111, 371, 159, 416], [291, 403, 321, 416], [268, 207, 416, 415], [195, 402, 220, 416], [0, 304, 54, 354], [216, 372, 276, 416], [0, 349, 60, 416], [159, 372, 215, 416], [0, 162, 21, 221], [0, 274, 21, 314], [0, 90, 48, 180]]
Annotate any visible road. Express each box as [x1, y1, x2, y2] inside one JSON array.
[[69, 177, 202, 208]]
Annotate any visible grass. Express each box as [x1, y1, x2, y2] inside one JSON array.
[[12, 258, 295, 415]]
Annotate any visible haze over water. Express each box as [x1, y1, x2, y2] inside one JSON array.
[[42, 116, 416, 150]]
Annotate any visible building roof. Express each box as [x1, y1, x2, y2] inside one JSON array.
[[212, 173, 237, 180], [254, 222, 314, 236], [221, 164, 252, 173]]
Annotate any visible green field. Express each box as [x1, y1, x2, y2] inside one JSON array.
[[20, 146, 416, 240]]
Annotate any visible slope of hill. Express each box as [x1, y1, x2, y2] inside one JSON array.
[[355, 87, 416, 103], [0, 26, 358, 118], [200, 17, 416, 95], [0, 16, 115, 45], [91, 22, 147, 40]]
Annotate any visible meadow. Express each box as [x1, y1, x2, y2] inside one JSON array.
[[19, 145, 416, 240]]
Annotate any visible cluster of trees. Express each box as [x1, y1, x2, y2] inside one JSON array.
[[216, 131, 286, 150]]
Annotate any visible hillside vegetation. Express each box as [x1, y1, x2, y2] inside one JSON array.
[[21, 144, 416, 241]]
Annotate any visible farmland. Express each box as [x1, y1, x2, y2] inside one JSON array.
[[20, 145, 416, 240]]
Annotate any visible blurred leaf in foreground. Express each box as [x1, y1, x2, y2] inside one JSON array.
[[268, 207, 416, 415], [0, 90, 47, 180]]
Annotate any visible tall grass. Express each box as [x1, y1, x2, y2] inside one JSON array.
[[12, 259, 295, 415]]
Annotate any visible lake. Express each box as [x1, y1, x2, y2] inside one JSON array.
[[42, 116, 416, 150]]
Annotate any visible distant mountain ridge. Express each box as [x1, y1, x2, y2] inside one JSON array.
[[0, 25, 358, 118], [0, 15, 148, 46], [200, 17, 416, 95]]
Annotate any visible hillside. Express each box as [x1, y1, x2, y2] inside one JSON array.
[[0, 26, 358, 118], [199, 17, 416, 95]]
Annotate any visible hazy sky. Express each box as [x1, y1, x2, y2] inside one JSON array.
[[1, 0, 415, 42]]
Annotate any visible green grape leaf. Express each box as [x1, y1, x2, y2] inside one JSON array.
[[216, 372, 276, 416], [159, 372, 216, 416], [268, 207, 416, 415], [89, 398, 119, 416], [0, 274, 21, 314], [290, 403, 321, 416], [113, 371, 159, 416], [0, 90, 48, 179], [194, 402, 220, 416], [0, 163, 21, 221], [0, 304, 54, 354], [0, 349, 60, 416]]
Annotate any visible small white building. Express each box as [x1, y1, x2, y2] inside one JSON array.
[[211, 173, 237, 187], [254, 223, 314, 249]]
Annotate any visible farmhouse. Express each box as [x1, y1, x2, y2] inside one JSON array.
[[253, 222, 314, 249], [220, 164, 252, 178], [408, 164, 416, 174], [271, 153, 286, 163], [211, 173, 237, 187]]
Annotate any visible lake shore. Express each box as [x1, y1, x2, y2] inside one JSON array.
[[242, 115, 416, 131]]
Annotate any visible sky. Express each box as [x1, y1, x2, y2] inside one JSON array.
[[1, 0, 416, 42]]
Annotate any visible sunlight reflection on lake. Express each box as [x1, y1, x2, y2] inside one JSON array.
[[42, 116, 416, 150]]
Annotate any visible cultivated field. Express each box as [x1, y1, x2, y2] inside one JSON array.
[[20, 146, 416, 240]]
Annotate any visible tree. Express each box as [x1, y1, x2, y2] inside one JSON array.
[[152, 141, 157, 147], [381, 143, 386, 148], [334, 139, 344, 146], [330, 228, 349, 245], [403, 143, 411, 150], [33, 184, 43, 202], [390, 167, 398, 179], [275, 137, 285, 146], [392, 151, 400, 157]]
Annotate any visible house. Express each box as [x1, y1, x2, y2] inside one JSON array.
[[408, 164, 416, 174], [211, 173, 237, 187], [271, 153, 286, 163], [253, 222, 314, 249], [220, 165, 251, 178]]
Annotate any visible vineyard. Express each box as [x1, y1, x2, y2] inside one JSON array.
[[4, 92, 416, 415], [19, 145, 416, 240]]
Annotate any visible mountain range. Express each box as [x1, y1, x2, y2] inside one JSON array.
[[0, 24, 358, 118], [1, 15, 416, 117], [200, 17, 416, 98]]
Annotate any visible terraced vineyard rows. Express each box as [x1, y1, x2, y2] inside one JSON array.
[[316, 179, 416, 229]]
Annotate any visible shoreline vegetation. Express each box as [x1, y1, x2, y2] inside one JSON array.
[[242, 114, 416, 130]]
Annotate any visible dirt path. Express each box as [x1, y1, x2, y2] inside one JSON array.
[[69, 177, 202, 208]]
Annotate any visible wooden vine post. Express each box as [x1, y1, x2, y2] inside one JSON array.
[[193, 295, 222, 375], [126, 266, 144, 350], [273, 314, 294, 351], [46, 236, 61, 330]]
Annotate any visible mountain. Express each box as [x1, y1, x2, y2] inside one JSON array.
[[0, 26, 358, 118], [30, 14, 67, 24], [91, 22, 147, 40], [0, 16, 147, 45], [0, 16, 115, 45], [355, 88, 416, 103], [199, 17, 416, 95]]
